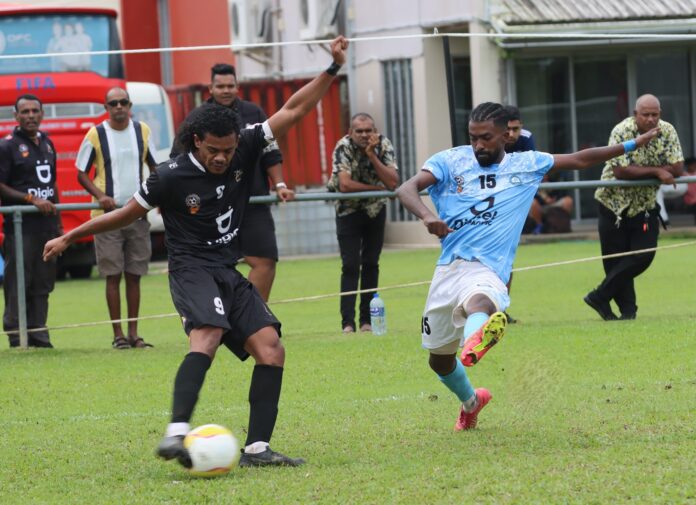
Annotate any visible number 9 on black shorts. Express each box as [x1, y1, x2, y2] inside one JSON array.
[[168, 265, 281, 360]]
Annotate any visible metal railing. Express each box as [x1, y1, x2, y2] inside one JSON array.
[[2, 175, 695, 348]]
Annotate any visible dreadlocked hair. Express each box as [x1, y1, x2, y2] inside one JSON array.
[[175, 103, 242, 153], [470, 102, 509, 129]]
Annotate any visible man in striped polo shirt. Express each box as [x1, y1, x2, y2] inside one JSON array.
[[75, 86, 158, 349]]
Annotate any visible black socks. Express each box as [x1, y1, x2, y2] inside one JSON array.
[[171, 352, 212, 423], [245, 365, 284, 446]]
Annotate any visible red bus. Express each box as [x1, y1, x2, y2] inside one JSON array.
[[0, 4, 126, 278]]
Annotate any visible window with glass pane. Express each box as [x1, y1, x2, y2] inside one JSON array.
[[514, 57, 571, 155], [452, 57, 472, 145], [574, 57, 628, 218], [635, 50, 692, 157]]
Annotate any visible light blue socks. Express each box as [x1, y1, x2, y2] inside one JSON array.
[[437, 359, 475, 403], [463, 312, 489, 340]]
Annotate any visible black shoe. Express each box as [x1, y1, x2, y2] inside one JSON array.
[[239, 447, 305, 468], [29, 339, 54, 348], [503, 311, 518, 324], [583, 291, 618, 321], [156, 435, 192, 468], [619, 313, 636, 320]]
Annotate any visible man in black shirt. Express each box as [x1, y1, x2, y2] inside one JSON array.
[[171, 63, 294, 301], [44, 36, 348, 468], [0, 94, 60, 348]]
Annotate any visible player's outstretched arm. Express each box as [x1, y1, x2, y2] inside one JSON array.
[[267, 36, 348, 139], [550, 126, 659, 174], [396, 170, 453, 238], [43, 199, 148, 261]]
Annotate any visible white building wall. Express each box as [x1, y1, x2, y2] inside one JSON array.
[[233, 0, 505, 245]]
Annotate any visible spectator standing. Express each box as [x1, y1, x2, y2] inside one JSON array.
[[75, 87, 157, 348], [586, 94, 683, 321], [0, 94, 59, 348], [328, 113, 399, 333], [171, 64, 293, 301]]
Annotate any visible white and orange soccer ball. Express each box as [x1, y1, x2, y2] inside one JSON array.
[[183, 424, 240, 476]]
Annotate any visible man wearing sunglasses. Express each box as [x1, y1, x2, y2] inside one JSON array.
[[75, 87, 158, 349]]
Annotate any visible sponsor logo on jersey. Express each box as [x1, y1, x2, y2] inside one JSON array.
[[185, 193, 201, 214], [448, 197, 498, 230], [36, 162, 51, 183], [215, 207, 234, 233], [19, 143, 29, 158], [234, 169, 243, 182], [509, 175, 522, 185], [216, 185, 224, 199], [28, 187, 55, 200]]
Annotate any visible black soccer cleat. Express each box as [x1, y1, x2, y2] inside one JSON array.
[[155, 435, 192, 469], [239, 448, 305, 468]]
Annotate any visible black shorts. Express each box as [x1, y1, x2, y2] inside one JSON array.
[[168, 265, 281, 361], [239, 205, 278, 261]]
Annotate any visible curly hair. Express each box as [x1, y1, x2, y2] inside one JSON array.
[[470, 102, 509, 129], [175, 103, 242, 153]]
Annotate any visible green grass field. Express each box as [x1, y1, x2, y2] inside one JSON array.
[[1, 238, 695, 504]]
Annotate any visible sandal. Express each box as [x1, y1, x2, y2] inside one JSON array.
[[112, 336, 131, 350], [129, 336, 154, 348]]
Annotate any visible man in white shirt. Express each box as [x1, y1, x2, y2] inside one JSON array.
[[75, 87, 157, 349]]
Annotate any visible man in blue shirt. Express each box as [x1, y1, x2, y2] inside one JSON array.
[[396, 102, 657, 432]]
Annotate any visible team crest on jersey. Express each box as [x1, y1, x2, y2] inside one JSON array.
[[185, 193, 201, 214], [234, 169, 243, 182], [453, 175, 465, 193], [509, 175, 522, 185], [19, 144, 29, 158]]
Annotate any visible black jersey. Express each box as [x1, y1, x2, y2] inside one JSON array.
[[135, 122, 273, 271], [170, 98, 283, 201], [0, 127, 59, 235]]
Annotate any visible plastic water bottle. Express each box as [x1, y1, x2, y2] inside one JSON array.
[[369, 292, 386, 335]]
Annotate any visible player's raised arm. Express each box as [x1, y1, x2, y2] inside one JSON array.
[[396, 170, 453, 238], [550, 126, 659, 174], [43, 198, 148, 261], [267, 36, 348, 139]]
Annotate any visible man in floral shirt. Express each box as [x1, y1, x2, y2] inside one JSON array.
[[586, 94, 683, 321], [328, 113, 399, 333]]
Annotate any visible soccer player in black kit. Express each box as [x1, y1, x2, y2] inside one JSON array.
[[44, 36, 349, 467]]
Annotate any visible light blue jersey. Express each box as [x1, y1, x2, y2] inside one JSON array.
[[424, 145, 554, 284]]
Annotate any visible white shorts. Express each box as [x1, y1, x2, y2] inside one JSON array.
[[421, 259, 510, 352]]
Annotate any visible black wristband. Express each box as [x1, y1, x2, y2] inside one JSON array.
[[326, 62, 341, 76]]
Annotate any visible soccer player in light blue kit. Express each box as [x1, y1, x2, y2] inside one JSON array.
[[397, 102, 658, 431]]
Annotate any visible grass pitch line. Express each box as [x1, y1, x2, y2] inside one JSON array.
[[5, 240, 695, 336]]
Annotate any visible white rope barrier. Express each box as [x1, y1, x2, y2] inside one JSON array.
[[1, 31, 695, 61], [6, 239, 695, 336]]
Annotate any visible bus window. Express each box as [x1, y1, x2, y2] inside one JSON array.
[[0, 14, 123, 78]]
